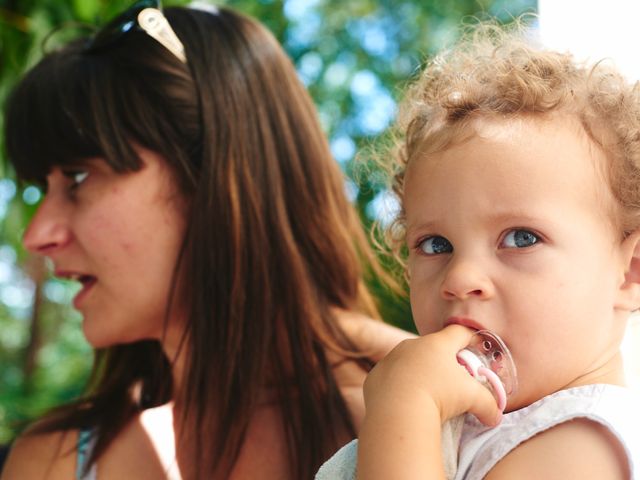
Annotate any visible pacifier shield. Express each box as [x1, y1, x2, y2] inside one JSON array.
[[457, 330, 518, 410]]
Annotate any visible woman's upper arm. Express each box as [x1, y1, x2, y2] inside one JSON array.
[[485, 418, 630, 480], [329, 312, 415, 430], [0, 430, 77, 480], [337, 312, 417, 362]]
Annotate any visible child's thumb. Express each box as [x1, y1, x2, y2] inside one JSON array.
[[468, 387, 504, 427]]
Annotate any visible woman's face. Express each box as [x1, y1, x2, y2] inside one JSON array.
[[23, 147, 188, 348]]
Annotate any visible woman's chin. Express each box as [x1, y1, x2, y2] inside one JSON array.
[[82, 323, 139, 349]]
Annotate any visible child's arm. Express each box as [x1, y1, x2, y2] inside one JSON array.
[[357, 325, 501, 480]]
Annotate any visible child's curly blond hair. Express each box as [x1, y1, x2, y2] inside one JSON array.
[[385, 20, 640, 255]]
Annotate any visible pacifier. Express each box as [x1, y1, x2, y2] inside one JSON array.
[[456, 330, 518, 412]]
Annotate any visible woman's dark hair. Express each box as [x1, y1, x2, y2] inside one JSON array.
[[5, 6, 385, 478]]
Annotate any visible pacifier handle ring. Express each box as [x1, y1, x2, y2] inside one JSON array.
[[478, 366, 507, 412]]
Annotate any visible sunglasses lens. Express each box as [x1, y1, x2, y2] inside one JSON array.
[[86, 0, 161, 52]]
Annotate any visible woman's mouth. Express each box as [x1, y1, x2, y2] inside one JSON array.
[[55, 270, 97, 308], [72, 275, 97, 308]]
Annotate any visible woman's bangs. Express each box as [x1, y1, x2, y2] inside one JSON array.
[[4, 41, 141, 185]]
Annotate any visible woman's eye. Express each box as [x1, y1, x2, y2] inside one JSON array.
[[501, 229, 539, 248], [418, 236, 453, 255], [63, 170, 89, 190], [72, 171, 89, 185]]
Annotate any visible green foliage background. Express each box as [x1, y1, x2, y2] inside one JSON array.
[[0, 0, 535, 444]]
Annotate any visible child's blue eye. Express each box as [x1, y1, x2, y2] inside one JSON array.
[[419, 236, 453, 255], [501, 229, 539, 248]]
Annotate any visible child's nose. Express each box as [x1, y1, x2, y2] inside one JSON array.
[[23, 197, 72, 255], [440, 257, 494, 301]]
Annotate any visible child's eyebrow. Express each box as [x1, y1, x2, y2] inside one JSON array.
[[482, 210, 545, 225], [405, 210, 547, 234], [405, 219, 438, 235]]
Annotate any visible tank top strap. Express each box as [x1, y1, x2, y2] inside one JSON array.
[[76, 428, 98, 480]]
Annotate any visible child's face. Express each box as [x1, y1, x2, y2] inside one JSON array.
[[404, 116, 630, 410]]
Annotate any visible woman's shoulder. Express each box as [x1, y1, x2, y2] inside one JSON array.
[[0, 428, 78, 480]]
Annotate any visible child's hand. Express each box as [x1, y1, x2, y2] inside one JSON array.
[[358, 325, 503, 479], [363, 324, 503, 427]]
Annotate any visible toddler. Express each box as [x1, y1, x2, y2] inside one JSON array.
[[318, 23, 640, 479]]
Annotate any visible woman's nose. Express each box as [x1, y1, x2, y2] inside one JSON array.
[[440, 256, 494, 301], [22, 196, 72, 255]]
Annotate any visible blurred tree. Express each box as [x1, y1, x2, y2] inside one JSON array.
[[0, 0, 535, 443]]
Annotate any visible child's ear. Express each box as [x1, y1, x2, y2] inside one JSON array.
[[616, 230, 640, 310]]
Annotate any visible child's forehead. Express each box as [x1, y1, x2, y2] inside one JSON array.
[[412, 114, 602, 169], [409, 115, 608, 184], [471, 114, 585, 144], [403, 113, 621, 231], [476, 115, 611, 183], [410, 116, 587, 176]]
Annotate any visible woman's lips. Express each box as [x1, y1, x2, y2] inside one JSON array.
[[72, 276, 97, 309], [53, 270, 97, 309]]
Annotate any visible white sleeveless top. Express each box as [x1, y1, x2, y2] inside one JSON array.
[[456, 384, 640, 479], [316, 384, 640, 480]]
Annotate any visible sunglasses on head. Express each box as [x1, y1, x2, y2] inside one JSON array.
[[84, 0, 187, 63]]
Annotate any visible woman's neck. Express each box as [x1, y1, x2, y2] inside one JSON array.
[[160, 324, 189, 397]]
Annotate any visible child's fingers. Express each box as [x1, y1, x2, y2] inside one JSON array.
[[467, 383, 504, 427], [435, 324, 506, 425], [364, 323, 505, 426], [436, 323, 478, 346]]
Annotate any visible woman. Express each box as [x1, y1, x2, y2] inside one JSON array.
[[0, 2, 411, 479]]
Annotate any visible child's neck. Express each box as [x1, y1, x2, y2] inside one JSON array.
[[564, 351, 626, 390]]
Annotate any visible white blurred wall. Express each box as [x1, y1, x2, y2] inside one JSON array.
[[538, 0, 640, 389], [538, 0, 640, 81]]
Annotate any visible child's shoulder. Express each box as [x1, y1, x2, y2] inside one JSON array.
[[464, 385, 638, 479], [0, 428, 78, 480], [486, 416, 630, 479]]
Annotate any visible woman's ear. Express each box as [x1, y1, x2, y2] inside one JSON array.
[[616, 230, 640, 311]]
